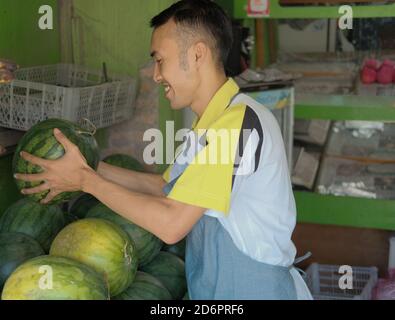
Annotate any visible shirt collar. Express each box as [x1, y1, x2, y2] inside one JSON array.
[[192, 78, 240, 131]]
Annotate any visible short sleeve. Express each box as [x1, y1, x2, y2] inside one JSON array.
[[162, 164, 172, 183], [167, 105, 247, 215]]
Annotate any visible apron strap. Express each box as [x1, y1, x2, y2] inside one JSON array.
[[290, 251, 313, 277], [294, 251, 312, 265]]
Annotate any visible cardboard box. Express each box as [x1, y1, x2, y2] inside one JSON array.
[[294, 119, 331, 146], [292, 147, 320, 189]]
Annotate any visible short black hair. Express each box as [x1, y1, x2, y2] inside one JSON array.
[[150, 0, 233, 69]]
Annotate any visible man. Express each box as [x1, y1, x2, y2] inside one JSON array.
[[16, 0, 312, 300]]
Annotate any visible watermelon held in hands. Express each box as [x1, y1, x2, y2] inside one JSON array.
[[1, 255, 109, 300], [49, 218, 138, 297], [69, 193, 99, 219], [13, 118, 100, 205], [0, 198, 66, 253], [86, 203, 163, 267], [141, 251, 187, 300], [0, 232, 45, 289], [103, 154, 145, 172], [114, 271, 172, 300]]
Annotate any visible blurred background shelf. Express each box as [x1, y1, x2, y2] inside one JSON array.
[[218, 0, 395, 19], [295, 191, 395, 231], [295, 94, 395, 121], [217, 0, 395, 230]]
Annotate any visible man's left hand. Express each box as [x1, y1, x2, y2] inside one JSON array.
[[14, 128, 95, 204]]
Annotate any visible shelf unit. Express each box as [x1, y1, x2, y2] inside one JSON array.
[[219, 0, 395, 231], [219, 0, 395, 19], [295, 94, 395, 121]]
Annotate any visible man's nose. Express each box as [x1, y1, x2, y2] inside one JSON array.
[[153, 63, 162, 84]]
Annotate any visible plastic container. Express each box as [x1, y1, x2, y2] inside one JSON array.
[[305, 263, 378, 300], [0, 64, 137, 131]]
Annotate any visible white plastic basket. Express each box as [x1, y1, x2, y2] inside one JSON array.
[[305, 263, 378, 300], [0, 64, 137, 131]]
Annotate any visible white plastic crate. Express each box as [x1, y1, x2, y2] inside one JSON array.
[[305, 263, 378, 300], [0, 64, 137, 131]]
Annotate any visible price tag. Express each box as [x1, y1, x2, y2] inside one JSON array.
[[247, 0, 270, 18]]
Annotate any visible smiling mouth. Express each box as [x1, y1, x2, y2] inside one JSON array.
[[163, 83, 171, 94]]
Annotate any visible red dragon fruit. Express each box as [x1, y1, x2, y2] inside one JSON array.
[[377, 60, 394, 85]]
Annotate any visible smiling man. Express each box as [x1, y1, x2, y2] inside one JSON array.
[[16, 0, 312, 300]]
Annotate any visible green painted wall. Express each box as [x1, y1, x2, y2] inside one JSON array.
[[0, 0, 60, 67], [71, 0, 179, 172], [0, 0, 61, 214], [72, 0, 174, 77]]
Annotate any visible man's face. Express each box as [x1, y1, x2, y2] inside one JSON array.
[[150, 20, 199, 110]]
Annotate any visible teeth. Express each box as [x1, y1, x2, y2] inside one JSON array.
[[164, 85, 170, 93]]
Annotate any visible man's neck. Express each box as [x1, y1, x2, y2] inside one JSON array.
[[190, 70, 228, 118]]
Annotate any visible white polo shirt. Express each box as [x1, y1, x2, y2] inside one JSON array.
[[163, 79, 297, 267]]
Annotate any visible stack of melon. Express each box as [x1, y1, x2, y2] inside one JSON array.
[[0, 119, 188, 300]]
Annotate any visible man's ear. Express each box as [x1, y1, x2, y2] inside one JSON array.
[[193, 41, 208, 67]]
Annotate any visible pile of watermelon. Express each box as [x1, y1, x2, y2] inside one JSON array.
[[0, 119, 188, 300]]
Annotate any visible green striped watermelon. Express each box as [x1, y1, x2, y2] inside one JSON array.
[[0, 232, 45, 289], [141, 251, 187, 300], [13, 118, 100, 204], [86, 203, 163, 267], [0, 198, 66, 252], [50, 218, 138, 297], [162, 239, 186, 260], [114, 271, 172, 300], [103, 154, 145, 172], [2, 255, 109, 300], [63, 213, 79, 226], [69, 193, 99, 219]]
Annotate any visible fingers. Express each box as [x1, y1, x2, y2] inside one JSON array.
[[40, 190, 60, 205], [53, 128, 76, 152], [20, 130, 76, 168], [21, 182, 50, 195], [14, 173, 46, 182], [20, 151, 50, 168]]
